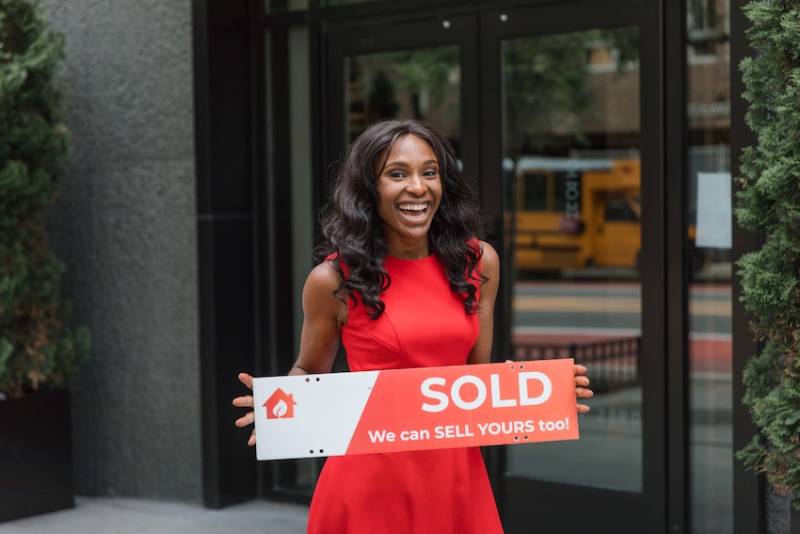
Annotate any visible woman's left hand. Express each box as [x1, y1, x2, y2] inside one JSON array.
[[575, 364, 592, 413]]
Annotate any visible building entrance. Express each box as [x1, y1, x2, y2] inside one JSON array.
[[323, 1, 666, 532]]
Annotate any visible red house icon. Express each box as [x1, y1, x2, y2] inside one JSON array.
[[264, 388, 297, 419]]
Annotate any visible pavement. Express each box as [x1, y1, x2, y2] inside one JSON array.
[[0, 496, 309, 534]]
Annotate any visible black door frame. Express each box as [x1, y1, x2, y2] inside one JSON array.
[[478, 1, 667, 532]]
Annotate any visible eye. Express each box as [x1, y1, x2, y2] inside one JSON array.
[[387, 170, 406, 179], [424, 168, 439, 177]]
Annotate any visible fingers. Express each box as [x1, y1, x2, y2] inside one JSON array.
[[232, 395, 254, 408], [235, 411, 254, 428], [238, 372, 254, 390], [575, 375, 590, 387], [235, 373, 257, 447], [576, 385, 593, 414], [573, 364, 588, 375]]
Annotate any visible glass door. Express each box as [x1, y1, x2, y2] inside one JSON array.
[[324, 15, 480, 185], [315, 12, 483, 491], [479, 2, 666, 533]]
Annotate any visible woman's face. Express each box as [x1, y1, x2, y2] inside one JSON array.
[[375, 134, 443, 246]]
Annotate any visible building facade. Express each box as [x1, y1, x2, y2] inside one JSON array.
[[41, 0, 797, 532]]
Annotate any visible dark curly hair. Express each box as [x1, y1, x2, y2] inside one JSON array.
[[314, 119, 487, 319]]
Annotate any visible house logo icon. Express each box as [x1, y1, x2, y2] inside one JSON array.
[[264, 388, 297, 419]]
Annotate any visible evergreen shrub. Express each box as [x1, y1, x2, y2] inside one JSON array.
[[735, 0, 800, 507], [0, 0, 89, 399]]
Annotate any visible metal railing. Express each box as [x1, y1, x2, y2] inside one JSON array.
[[511, 337, 641, 392]]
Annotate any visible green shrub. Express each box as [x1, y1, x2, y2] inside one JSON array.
[[735, 0, 800, 507], [0, 0, 89, 398]]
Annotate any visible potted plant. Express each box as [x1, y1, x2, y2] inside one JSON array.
[[0, 0, 90, 522]]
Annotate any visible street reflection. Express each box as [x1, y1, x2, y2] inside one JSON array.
[[502, 27, 644, 492], [345, 47, 460, 146]]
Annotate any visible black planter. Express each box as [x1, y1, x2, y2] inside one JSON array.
[[0, 388, 74, 522]]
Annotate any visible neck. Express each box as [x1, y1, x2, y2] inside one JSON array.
[[386, 236, 430, 260]]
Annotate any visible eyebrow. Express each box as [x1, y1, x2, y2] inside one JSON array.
[[384, 159, 439, 168]]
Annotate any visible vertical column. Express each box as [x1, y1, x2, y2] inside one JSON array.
[[193, 0, 259, 508]]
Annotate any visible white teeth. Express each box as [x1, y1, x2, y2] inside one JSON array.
[[398, 203, 428, 211]]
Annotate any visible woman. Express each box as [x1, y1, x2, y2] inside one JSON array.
[[233, 119, 593, 533]]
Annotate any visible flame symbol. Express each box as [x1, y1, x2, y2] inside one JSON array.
[[272, 399, 288, 418]]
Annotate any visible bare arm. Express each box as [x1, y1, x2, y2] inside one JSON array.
[[289, 260, 348, 375], [467, 241, 500, 365], [233, 260, 347, 445]]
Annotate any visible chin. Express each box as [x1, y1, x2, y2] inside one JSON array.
[[391, 223, 430, 241]]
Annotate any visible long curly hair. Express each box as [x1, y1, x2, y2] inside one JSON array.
[[314, 119, 487, 319]]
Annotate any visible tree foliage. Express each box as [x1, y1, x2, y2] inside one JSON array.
[[735, 0, 800, 507], [0, 0, 89, 398]]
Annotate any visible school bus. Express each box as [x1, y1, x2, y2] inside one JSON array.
[[511, 157, 641, 271]]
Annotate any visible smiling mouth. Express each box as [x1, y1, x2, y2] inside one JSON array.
[[397, 201, 431, 217]]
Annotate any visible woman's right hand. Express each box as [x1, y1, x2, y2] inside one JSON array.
[[230, 262, 344, 448], [232, 372, 256, 446]]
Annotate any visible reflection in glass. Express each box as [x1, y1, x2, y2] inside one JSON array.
[[265, 0, 309, 12], [502, 28, 643, 492], [345, 47, 460, 151], [687, 0, 733, 532], [268, 26, 319, 495]]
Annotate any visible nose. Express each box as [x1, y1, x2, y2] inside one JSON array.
[[405, 173, 427, 195]]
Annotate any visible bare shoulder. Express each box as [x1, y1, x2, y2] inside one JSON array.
[[303, 260, 344, 296], [479, 240, 500, 276], [303, 260, 348, 325]]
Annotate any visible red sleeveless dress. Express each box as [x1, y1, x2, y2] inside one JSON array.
[[306, 247, 504, 534]]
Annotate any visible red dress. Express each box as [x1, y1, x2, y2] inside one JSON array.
[[306, 248, 504, 534]]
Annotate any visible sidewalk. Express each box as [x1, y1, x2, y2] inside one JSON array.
[[0, 497, 308, 534]]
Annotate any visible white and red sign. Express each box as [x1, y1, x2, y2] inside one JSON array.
[[253, 359, 579, 460]]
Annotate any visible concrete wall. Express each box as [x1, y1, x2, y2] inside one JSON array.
[[40, 1, 202, 502]]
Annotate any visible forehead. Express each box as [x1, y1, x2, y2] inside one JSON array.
[[383, 134, 438, 164]]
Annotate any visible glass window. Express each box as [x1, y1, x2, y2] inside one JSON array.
[[267, 25, 320, 494], [344, 47, 460, 148], [521, 173, 548, 211], [502, 27, 643, 492], [686, 1, 733, 533]]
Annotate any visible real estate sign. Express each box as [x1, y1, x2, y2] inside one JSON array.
[[253, 359, 579, 460]]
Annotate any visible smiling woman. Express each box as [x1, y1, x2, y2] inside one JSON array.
[[232, 119, 592, 533]]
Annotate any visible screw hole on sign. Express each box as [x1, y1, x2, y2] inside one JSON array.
[[309, 449, 314, 454], [524, 435, 529, 440], [315, 377, 320, 382], [510, 364, 515, 370], [514, 436, 519, 441], [319, 449, 324, 453], [520, 364, 525, 369], [305, 378, 310, 382]]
